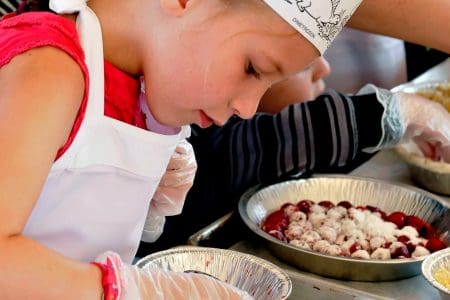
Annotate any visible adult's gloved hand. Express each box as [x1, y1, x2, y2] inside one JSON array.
[[397, 92, 450, 162], [141, 139, 197, 242], [94, 251, 253, 300], [357, 84, 450, 162]]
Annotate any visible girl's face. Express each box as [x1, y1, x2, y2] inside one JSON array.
[[143, 0, 318, 127]]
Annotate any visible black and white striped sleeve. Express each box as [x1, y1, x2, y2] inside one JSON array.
[[0, 0, 20, 16], [189, 90, 385, 196]]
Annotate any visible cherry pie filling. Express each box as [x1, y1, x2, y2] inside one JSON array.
[[261, 200, 446, 259]]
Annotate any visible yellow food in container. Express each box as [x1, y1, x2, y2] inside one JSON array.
[[416, 83, 450, 112], [434, 265, 450, 290]]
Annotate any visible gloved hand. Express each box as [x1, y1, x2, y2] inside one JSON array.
[[396, 91, 450, 162], [141, 139, 197, 242], [151, 138, 197, 216], [94, 251, 253, 300], [357, 84, 450, 162]]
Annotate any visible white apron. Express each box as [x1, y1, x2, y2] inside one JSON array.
[[22, 1, 190, 263]]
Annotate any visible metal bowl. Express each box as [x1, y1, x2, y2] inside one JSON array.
[[422, 247, 450, 299], [395, 146, 450, 195], [136, 246, 292, 300], [238, 175, 450, 281], [391, 80, 450, 196]]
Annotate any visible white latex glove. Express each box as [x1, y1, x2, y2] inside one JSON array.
[[141, 213, 166, 243], [397, 92, 450, 162], [151, 139, 197, 216], [141, 139, 197, 242], [94, 251, 253, 300], [358, 84, 450, 162]]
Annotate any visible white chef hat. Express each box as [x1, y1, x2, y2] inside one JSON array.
[[262, 0, 363, 54]]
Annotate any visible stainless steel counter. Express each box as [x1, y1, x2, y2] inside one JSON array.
[[231, 58, 450, 300]]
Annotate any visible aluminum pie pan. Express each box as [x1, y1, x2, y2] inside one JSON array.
[[395, 145, 450, 195], [136, 246, 292, 300], [422, 247, 450, 298], [238, 175, 450, 281]]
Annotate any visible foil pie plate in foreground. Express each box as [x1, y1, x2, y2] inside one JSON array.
[[136, 246, 292, 300]]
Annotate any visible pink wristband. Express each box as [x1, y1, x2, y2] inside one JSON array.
[[92, 260, 120, 300]]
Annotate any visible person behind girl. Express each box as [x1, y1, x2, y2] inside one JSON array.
[[1, 0, 450, 300], [0, 0, 20, 15], [258, 56, 332, 113]]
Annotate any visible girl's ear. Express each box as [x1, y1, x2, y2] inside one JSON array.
[[160, 0, 191, 17]]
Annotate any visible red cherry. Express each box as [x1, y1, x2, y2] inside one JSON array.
[[318, 200, 335, 209], [406, 242, 416, 253], [349, 243, 360, 254], [281, 202, 295, 209], [383, 242, 392, 248], [378, 211, 387, 220], [386, 212, 406, 228], [366, 205, 387, 219], [397, 235, 410, 244], [268, 230, 287, 242], [405, 215, 425, 232], [421, 222, 437, 239], [397, 235, 416, 253], [391, 244, 410, 258], [356, 205, 367, 211], [297, 200, 314, 214], [262, 210, 288, 233], [426, 237, 446, 253], [337, 201, 352, 209], [365, 205, 378, 212], [281, 203, 299, 213]]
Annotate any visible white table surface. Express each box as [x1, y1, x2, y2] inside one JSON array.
[[231, 58, 450, 300]]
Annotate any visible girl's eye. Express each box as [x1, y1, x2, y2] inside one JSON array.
[[246, 61, 261, 80]]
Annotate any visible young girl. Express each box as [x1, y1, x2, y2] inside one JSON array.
[[0, 0, 347, 298], [0, 1, 449, 300]]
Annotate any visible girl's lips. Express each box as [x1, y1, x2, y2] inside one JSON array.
[[199, 110, 214, 128]]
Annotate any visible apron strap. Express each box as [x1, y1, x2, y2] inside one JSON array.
[[50, 0, 105, 119]]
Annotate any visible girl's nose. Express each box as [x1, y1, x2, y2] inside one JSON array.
[[311, 56, 331, 82], [230, 93, 261, 119]]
